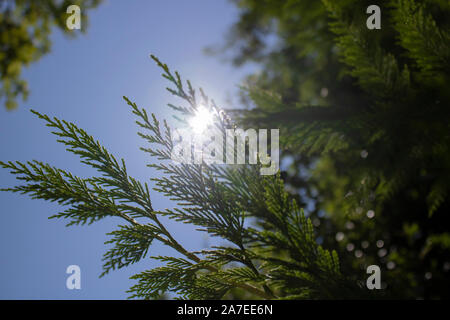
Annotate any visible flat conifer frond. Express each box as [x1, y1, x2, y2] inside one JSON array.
[[1, 55, 368, 299]]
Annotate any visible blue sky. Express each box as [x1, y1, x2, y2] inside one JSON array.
[[0, 0, 257, 299]]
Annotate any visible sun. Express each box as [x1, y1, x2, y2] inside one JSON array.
[[189, 105, 214, 134]]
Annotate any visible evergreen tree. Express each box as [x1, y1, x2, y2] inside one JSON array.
[[212, 0, 450, 298], [1, 56, 371, 299], [2, 0, 449, 299]]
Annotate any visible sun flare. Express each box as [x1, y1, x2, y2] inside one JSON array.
[[189, 105, 214, 134]]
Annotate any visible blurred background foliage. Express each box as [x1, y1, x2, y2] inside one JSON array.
[[210, 0, 450, 299], [0, 0, 101, 110]]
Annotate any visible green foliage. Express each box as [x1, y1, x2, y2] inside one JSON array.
[[0, 0, 101, 110], [322, 0, 411, 99], [217, 0, 450, 298], [392, 0, 450, 77], [3, 0, 449, 299], [1, 56, 368, 299]]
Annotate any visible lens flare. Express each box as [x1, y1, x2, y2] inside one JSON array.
[[189, 105, 214, 134]]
